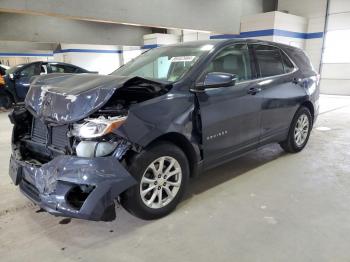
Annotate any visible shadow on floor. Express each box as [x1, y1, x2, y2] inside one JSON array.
[[185, 143, 286, 199]]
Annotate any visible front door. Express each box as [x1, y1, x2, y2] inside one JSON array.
[[195, 43, 263, 168], [15, 62, 41, 99]]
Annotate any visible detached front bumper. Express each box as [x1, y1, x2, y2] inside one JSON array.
[[9, 153, 137, 221]]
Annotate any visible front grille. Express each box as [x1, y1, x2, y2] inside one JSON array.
[[31, 117, 48, 144], [51, 125, 69, 149], [31, 117, 70, 152]]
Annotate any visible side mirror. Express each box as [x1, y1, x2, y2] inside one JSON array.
[[195, 72, 237, 91]]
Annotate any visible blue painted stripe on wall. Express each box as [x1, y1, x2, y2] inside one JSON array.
[[305, 32, 324, 39], [0, 52, 53, 57], [141, 44, 160, 49], [210, 29, 323, 40], [0, 47, 153, 57], [54, 48, 123, 54], [54, 46, 157, 54], [273, 29, 307, 38]]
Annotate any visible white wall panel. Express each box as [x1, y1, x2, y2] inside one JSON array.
[[329, 0, 350, 14], [55, 44, 125, 75], [320, 79, 350, 95], [240, 12, 275, 31], [307, 17, 326, 33], [320, 0, 350, 94], [274, 12, 308, 32], [321, 64, 350, 79], [327, 13, 350, 31]]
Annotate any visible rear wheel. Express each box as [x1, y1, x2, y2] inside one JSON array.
[[121, 142, 189, 220], [280, 106, 312, 153]]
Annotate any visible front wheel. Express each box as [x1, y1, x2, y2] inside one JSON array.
[[121, 142, 189, 220], [280, 106, 312, 153], [0, 92, 13, 109]]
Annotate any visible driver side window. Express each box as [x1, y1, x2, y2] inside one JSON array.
[[205, 44, 252, 83]]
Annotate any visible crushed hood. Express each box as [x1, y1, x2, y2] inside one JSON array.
[[25, 73, 137, 124]]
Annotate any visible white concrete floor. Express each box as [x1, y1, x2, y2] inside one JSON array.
[[0, 95, 350, 262]]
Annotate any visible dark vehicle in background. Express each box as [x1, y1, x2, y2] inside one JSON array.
[[0, 64, 9, 76], [9, 39, 319, 221], [1, 61, 93, 108], [0, 64, 9, 106]]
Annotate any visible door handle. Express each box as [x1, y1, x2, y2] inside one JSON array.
[[292, 77, 302, 85], [247, 87, 262, 95]]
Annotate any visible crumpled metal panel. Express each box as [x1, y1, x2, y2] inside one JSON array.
[[25, 73, 133, 124], [10, 153, 137, 221]]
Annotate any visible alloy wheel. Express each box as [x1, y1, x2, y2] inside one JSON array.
[[294, 114, 309, 146], [140, 156, 182, 209]]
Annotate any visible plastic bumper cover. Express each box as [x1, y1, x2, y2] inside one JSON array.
[[9, 153, 136, 221]]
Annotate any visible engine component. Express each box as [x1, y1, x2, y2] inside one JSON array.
[[76, 141, 118, 157]]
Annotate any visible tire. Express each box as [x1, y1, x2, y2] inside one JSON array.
[[0, 93, 13, 109], [280, 106, 313, 153], [121, 141, 189, 220]]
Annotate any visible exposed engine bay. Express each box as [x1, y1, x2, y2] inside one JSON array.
[[12, 76, 171, 164]]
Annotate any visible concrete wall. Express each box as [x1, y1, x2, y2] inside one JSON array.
[[321, 0, 350, 95], [0, 0, 276, 33], [0, 12, 152, 46]]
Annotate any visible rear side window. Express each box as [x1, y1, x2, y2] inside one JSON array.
[[281, 51, 295, 73], [252, 45, 284, 77]]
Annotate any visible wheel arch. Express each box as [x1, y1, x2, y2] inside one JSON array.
[[146, 132, 201, 177], [300, 100, 314, 123]]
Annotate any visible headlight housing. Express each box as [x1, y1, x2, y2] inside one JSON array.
[[74, 116, 127, 139]]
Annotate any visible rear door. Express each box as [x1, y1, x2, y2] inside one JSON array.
[[196, 43, 263, 168], [249, 44, 305, 144]]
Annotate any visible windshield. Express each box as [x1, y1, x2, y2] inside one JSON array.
[[6, 64, 25, 75], [112, 44, 214, 82]]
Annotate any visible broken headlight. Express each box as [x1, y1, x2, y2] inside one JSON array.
[[73, 116, 127, 139]]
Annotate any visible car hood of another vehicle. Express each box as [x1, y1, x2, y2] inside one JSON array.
[[25, 73, 168, 124]]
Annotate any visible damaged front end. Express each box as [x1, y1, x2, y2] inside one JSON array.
[[8, 74, 170, 221]]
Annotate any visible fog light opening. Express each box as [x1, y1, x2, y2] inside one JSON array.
[[66, 185, 95, 210]]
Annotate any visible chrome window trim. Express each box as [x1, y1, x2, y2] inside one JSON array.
[[233, 43, 299, 86], [234, 68, 298, 86], [193, 41, 300, 90]]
